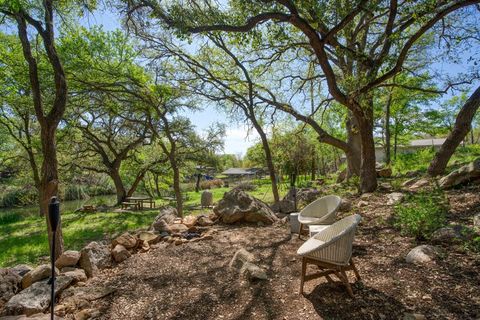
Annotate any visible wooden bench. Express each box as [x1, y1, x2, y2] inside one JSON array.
[[121, 202, 140, 210], [141, 199, 155, 208]]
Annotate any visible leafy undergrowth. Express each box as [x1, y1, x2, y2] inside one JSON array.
[[394, 190, 448, 240]]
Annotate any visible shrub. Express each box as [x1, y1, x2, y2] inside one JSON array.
[[297, 180, 313, 188], [234, 181, 257, 191], [200, 179, 224, 190], [0, 186, 37, 207], [393, 190, 447, 240]]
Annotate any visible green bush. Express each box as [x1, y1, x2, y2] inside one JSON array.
[[393, 191, 447, 240], [0, 186, 37, 207]]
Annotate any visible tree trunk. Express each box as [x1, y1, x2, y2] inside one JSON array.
[[384, 94, 392, 165], [428, 86, 480, 176], [345, 113, 362, 179], [39, 127, 64, 260], [257, 128, 280, 204], [172, 162, 183, 218], [127, 170, 146, 197], [393, 122, 399, 160], [110, 169, 127, 204], [357, 112, 378, 193], [311, 154, 316, 181], [195, 174, 201, 193]]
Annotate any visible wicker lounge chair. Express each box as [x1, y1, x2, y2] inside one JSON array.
[[297, 214, 362, 297], [297, 195, 341, 237]]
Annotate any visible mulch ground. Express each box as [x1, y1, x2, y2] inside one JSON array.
[[68, 186, 480, 320]]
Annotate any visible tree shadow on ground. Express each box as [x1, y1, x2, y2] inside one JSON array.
[[305, 282, 407, 320]]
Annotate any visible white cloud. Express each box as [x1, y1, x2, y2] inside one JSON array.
[[223, 126, 259, 156]]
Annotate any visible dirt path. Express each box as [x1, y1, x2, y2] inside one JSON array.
[[65, 188, 480, 320]]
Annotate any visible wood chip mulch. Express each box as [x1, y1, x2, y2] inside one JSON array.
[[66, 187, 480, 320]]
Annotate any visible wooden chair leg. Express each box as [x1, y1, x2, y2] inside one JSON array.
[[298, 223, 303, 238], [299, 257, 307, 294], [340, 270, 354, 298], [350, 259, 361, 281]]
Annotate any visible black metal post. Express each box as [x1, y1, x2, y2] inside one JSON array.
[[48, 197, 60, 320]]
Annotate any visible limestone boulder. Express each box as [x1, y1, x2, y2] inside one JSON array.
[[10, 265, 33, 278], [229, 248, 267, 281], [79, 242, 111, 278], [151, 207, 178, 232], [62, 268, 87, 284], [169, 223, 189, 233], [137, 231, 160, 245], [386, 192, 405, 205], [339, 199, 352, 212], [431, 225, 471, 244], [214, 189, 278, 224], [182, 215, 197, 228], [405, 245, 441, 264], [201, 190, 213, 207], [439, 158, 480, 189], [474, 213, 480, 229], [408, 178, 432, 191], [60, 285, 115, 302], [112, 232, 137, 249], [21, 264, 59, 289], [55, 250, 80, 269], [196, 215, 214, 226], [402, 178, 417, 188], [0, 268, 22, 309], [377, 167, 392, 178], [271, 188, 321, 214], [111, 245, 131, 263], [4, 276, 72, 316]]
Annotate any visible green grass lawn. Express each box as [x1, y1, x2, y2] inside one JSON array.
[[0, 180, 285, 268], [0, 209, 159, 267]]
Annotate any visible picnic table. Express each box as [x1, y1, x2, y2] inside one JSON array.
[[124, 196, 155, 210]]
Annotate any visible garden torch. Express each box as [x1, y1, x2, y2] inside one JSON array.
[[48, 196, 60, 320]]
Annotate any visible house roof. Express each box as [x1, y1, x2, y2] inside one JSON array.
[[409, 138, 446, 147], [374, 138, 447, 150], [221, 168, 255, 175]]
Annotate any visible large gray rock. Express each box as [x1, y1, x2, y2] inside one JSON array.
[[213, 189, 278, 224], [439, 158, 480, 189], [79, 242, 111, 278], [21, 264, 59, 289], [151, 207, 178, 232], [4, 276, 72, 316], [405, 245, 440, 264], [201, 190, 213, 208], [55, 250, 80, 269], [271, 188, 321, 214], [0, 269, 22, 309]]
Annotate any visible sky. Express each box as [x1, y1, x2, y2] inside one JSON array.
[[80, 9, 258, 156], [36, 6, 480, 155]]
